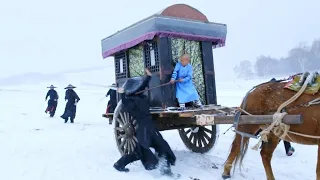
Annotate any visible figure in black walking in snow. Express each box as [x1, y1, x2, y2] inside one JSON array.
[[113, 69, 179, 178], [45, 85, 59, 118], [106, 83, 117, 124], [60, 84, 80, 123]]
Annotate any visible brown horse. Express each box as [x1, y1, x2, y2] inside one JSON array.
[[222, 80, 320, 180]]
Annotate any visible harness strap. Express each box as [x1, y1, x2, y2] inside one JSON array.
[[233, 111, 241, 130], [234, 130, 259, 139]]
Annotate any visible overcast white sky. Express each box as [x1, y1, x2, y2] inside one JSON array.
[[1, 0, 319, 78]]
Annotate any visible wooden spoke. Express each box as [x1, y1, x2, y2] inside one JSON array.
[[199, 133, 208, 146], [200, 130, 210, 142], [120, 139, 125, 149], [131, 139, 137, 149], [197, 134, 202, 147], [192, 134, 198, 146], [115, 127, 123, 131], [127, 140, 132, 153], [116, 117, 124, 126], [185, 128, 192, 135], [119, 113, 125, 123], [132, 136, 138, 142], [178, 125, 217, 153], [123, 113, 130, 124], [203, 127, 213, 134], [117, 134, 125, 140], [188, 132, 194, 142], [128, 139, 135, 151], [124, 140, 129, 154]]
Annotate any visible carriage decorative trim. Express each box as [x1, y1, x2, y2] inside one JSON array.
[[101, 14, 227, 58]]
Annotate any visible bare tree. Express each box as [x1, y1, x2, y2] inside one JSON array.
[[233, 60, 254, 79], [288, 42, 310, 72]]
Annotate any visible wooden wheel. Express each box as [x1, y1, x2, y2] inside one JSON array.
[[178, 125, 217, 153], [113, 100, 138, 155]]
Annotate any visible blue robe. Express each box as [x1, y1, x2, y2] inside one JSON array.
[[171, 62, 199, 103]]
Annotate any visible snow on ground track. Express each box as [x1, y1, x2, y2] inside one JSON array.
[[0, 78, 318, 180]]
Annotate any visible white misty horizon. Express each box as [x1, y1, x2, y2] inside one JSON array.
[[1, 0, 320, 81]]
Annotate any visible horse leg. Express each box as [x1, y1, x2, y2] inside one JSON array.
[[260, 133, 279, 180], [222, 134, 249, 179]]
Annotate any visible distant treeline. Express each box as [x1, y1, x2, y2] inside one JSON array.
[[233, 39, 320, 79]]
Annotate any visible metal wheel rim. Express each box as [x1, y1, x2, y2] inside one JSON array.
[[115, 110, 138, 155]]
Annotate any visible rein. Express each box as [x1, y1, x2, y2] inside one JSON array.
[[135, 80, 178, 95]]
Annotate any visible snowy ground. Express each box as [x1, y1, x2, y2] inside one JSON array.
[[0, 71, 317, 180]]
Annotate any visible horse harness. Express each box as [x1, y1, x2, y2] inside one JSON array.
[[232, 72, 320, 155]]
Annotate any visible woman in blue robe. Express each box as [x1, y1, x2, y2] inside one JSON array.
[[170, 54, 202, 109]]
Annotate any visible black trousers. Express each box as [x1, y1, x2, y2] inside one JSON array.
[[116, 145, 158, 170], [150, 132, 171, 159], [61, 104, 77, 122]]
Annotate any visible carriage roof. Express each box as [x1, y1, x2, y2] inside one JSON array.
[[101, 4, 227, 58]]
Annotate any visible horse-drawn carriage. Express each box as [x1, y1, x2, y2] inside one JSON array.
[[100, 4, 302, 157]]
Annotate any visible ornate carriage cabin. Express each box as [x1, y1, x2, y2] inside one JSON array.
[[101, 4, 227, 108]]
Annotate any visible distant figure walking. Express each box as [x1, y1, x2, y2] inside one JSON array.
[[45, 85, 59, 118], [106, 83, 117, 124], [60, 84, 80, 123]]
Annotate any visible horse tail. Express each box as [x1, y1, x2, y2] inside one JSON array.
[[233, 134, 250, 174]]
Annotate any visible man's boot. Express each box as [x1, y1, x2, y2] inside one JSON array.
[[70, 118, 74, 123], [113, 162, 129, 172]]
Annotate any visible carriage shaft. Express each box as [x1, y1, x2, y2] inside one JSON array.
[[195, 114, 303, 126]]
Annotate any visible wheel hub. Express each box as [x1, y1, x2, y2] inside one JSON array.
[[123, 124, 134, 138], [191, 127, 200, 133]]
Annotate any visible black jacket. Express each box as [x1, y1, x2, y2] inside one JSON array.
[[121, 75, 176, 165], [122, 75, 155, 148], [106, 89, 117, 106], [46, 89, 58, 100]]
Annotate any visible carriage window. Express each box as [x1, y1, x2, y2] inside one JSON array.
[[144, 41, 159, 72], [115, 52, 127, 79], [150, 49, 156, 66], [119, 58, 124, 73]]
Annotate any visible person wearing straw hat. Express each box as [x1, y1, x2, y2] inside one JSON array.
[[106, 83, 117, 124], [114, 69, 178, 178], [45, 85, 59, 117], [60, 84, 80, 123]]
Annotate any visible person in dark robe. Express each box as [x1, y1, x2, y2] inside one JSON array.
[[113, 68, 177, 177], [60, 84, 80, 123], [106, 83, 117, 124], [45, 85, 59, 117]]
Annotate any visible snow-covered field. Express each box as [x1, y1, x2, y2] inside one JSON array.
[[0, 69, 317, 180]]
